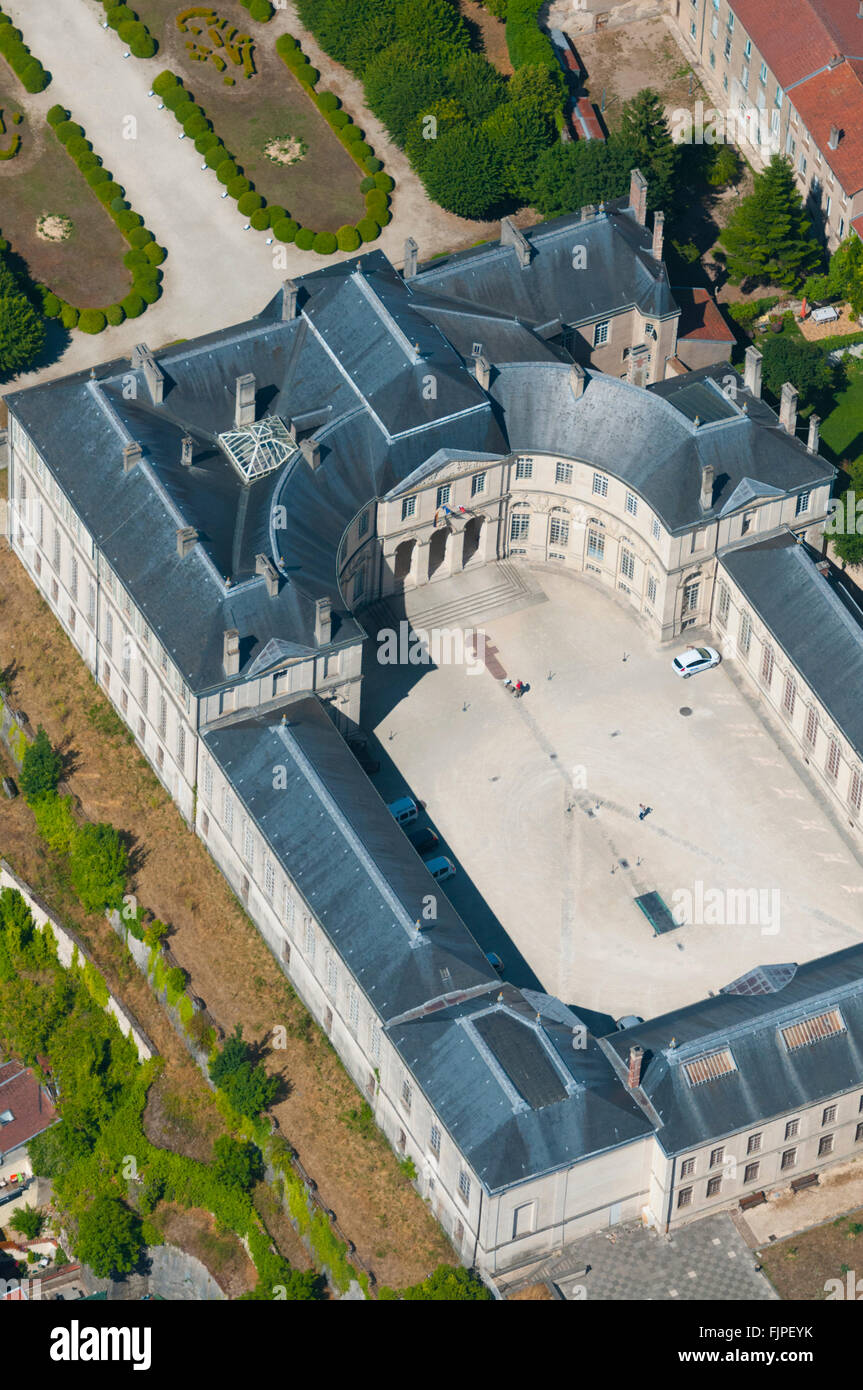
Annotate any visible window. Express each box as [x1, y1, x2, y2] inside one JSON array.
[[785, 1119, 800, 1140], [804, 706, 818, 747], [624, 491, 638, 517], [353, 568, 364, 601], [304, 919, 315, 961], [471, 471, 486, 497], [741, 510, 755, 536], [775, 84, 783, 108], [743, 38, 751, 58], [555, 461, 573, 485], [370, 1020, 381, 1061], [401, 1078, 412, 1111], [222, 789, 234, 835], [592, 472, 608, 498], [620, 549, 635, 582], [850, 770, 863, 814], [760, 643, 774, 687], [52, 527, 61, 571], [430, 1123, 441, 1157], [515, 457, 533, 480], [782, 674, 795, 718], [88, 582, 96, 627], [710, 1146, 724, 1168], [70, 556, 78, 601], [857, 1122, 863, 1143], [243, 821, 254, 867], [710, 46, 716, 64], [823, 1105, 837, 1126], [747, 1132, 763, 1155], [799, 154, 807, 177], [678, 1186, 693, 1208], [647, 573, 658, 607], [839, 217, 845, 239], [741, 65, 749, 90], [357, 509, 369, 538], [513, 1202, 536, 1238], [283, 886, 295, 932], [203, 762, 213, 804], [723, 71, 728, 91], [264, 859, 275, 901], [510, 511, 530, 541], [819, 1134, 834, 1157], [724, 35, 731, 59], [401, 496, 416, 521], [105, 611, 114, 657], [158, 694, 167, 739], [652, 517, 661, 541], [759, 60, 767, 84], [690, 19, 696, 37], [140, 665, 149, 713], [793, 490, 811, 518], [176, 724, 185, 771], [593, 320, 609, 347], [827, 738, 841, 780], [717, 582, 730, 627], [781, 1148, 797, 1170], [744, 1162, 760, 1184], [727, 10, 734, 29], [436, 484, 450, 508], [326, 955, 337, 995], [683, 581, 700, 614], [549, 514, 569, 547], [587, 528, 605, 561], [458, 1170, 471, 1203], [706, 1176, 722, 1197], [681, 1157, 695, 1178]]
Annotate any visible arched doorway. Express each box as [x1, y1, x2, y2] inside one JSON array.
[[462, 516, 483, 568], [428, 526, 449, 579], [394, 538, 416, 585]]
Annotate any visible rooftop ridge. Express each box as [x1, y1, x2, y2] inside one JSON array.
[[351, 267, 421, 365], [664, 974, 863, 1062]]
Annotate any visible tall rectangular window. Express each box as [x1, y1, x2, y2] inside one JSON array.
[[625, 491, 638, 516], [647, 573, 657, 606], [555, 462, 573, 485], [515, 457, 533, 480], [176, 724, 185, 771], [304, 919, 315, 962], [683, 581, 700, 613], [592, 473, 609, 498], [827, 738, 840, 780], [510, 512, 529, 541], [782, 674, 795, 718], [264, 859, 275, 901], [203, 761, 213, 803], [593, 320, 609, 347], [739, 611, 751, 656], [430, 1124, 441, 1157], [223, 790, 234, 835], [70, 556, 78, 601], [549, 514, 569, 547], [716, 582, 730, 627], [105, 611, 114, 657], [158, 694, 167, 739], [357, 510, 369, 538], [471, 471, 486, 496], [795, 491, 811, 517], [401, 496, 416, 521], [140, 665, 149, 713], [760, 643, 774, 686], [850, 770, 863, 814], [804, 706, 818, 747], [620, 549, 635, 582], [587, 528, 605, 561], [243, 821, 254, 866], [436, 484, 451, 508], [652, 517, 661, 541]]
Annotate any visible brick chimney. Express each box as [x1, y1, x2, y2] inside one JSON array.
[[500, 217, 531, 268], [570, 362, 586, 401], [176, 526, 197, 557], [629, 168, 648, 226], [807, 414, 820, 455], [816, 558, 830, 577], [255, 552, 279, 596], [779, 381, 798, 436], [222, 628, 240, 677], [281, 279, 299, 321], [473, 353, 491, 390], [700, 462, 714, 511], [403, 236, 418, 279], [744, 345, 762, 398], [234, 373, 256, 429], [300, 437, 321, 470], [314, 596, 332, 646], [627, 1045, 644, 1089], [123, 441, 142, 473], [651, 210, 665, 261], [131, 343, 164, 405]]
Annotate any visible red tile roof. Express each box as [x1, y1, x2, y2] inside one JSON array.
[[731, 0, 859, 89], [676, 287, 736, 342], [790, 61, 863, 195], [0, 1061, 59, 1157]]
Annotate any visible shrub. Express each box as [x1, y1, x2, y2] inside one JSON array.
[[213, 1136, 264, 1191], [106, 5, 136, 26], [117, 20, 147, 46], [267, 204, 286, 224], [30, 791, 77, 853], [317, 91, 338, 112], [209, 1026, 279, 1119], [216, 158, 238, 184], [75, 1196, 142, 1279], [116, 209, 142, 231], [376, 207, 392, 227], [329, 110, 349, 130], [19, 726, 62, 801], [122, 291, 145, 318], [360, 176, 376, 194], [237, 190, 263, 215], [356, 217, 380, 243], [162, 85, 187, 112], [105, 302, 125, 326], [136, 282, 160, 305], [336, 224, 361, 252], [275, 34, 297, 57], [364, 157, 383, 174], [43, 292, 61, 318], [273, 217, 298, 243], [365, 189, 389, 213], [60, 303, 79, 330], [143, 242, 166, 264], [10, 1206, 44, 1240], [349, 140, 372, 160], [174, 100, 199, 125], [47, 104, 68, 126], [127, 226, 154, 248], [85, 166, 111, 186], [76, 151, 101, 171], [374, 172, 394, 192], [295, 227, 315, 250], [78, 308, 107, 334], [227, 175, 251, 198], [195, 131, 220, 154], [20, 59, 49, 94], [151, 71, 177, 96], [205, 142, 227, 168], [183, 113, 209, 138], [95, 182, 124, 205], [55, 120, 84, 144], [247, 0, 274, 20], [249, 208, 270, 230], [69, 821, 129, 914], [65, 135, 92, 158], [313, 231, 337, 255]]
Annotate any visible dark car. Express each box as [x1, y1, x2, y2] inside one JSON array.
[[407, 826, 439, 856], [2, 776, 17, 800], [347, 738, 380, 775]]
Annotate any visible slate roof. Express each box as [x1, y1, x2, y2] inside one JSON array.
[[719, 532, 863, 757], [601, 944, 863, 1156]]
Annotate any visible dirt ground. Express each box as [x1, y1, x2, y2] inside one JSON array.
[[150, 1202, 258, 1297], [798, 303, 862, 341], [0, 524, 453, 1288], [459, 1, 513, 76], [760, 1207, 863, 1301], [567, 14, 708, 130]]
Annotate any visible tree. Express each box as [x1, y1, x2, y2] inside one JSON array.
[[212, 1135, 264, 1192], [382, 1264, 493, 1300], [10, 1205, 44, 1240], [484, 100, 554, 203], [19, 726, 62, 803], [618, 88, 677, 210], [209, 1026, 279, 1119], [419, 124, 503, 219], [0, 258, 45, 378], [444, 50, 507, 123], [531, 135, 635, 218], [706, 143, 740, 187], [759, 334, 837, 412], [363, 41, 447, 146], [75, 1194, 142, 1278], [719, 155, 822, 289], [826, 235, 863, 316], [69, 822, 129, 914]]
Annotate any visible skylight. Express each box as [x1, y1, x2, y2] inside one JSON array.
[[683, 1049, 737, 1086], [780, 1008, 845, 1052], [217, 415, 295, 482]]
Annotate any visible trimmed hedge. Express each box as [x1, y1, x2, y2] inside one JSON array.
[[241, 0, 274, 20], [47, 104, 68, 127], [336, 225, 361, 252], [122, 291, 145, 318], [0, 8, 50, 92], [273, 217, 299, 243], [313, 231, 337, 255], [356, 218, 380, 243], [249, 208, 270, 231], [79, 308, 106, 334], [295, 228, 314, 251], [237, 190, 263, 215], [102, 1, 157, 59]]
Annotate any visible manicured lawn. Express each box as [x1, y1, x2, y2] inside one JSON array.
[[137, 1, 367, 231], [820, 360, 863, 469], [0, 70, 130, 306]]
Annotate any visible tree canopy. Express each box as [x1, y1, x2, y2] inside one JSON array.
[[719, 155, 822, 289], [19, 725, 63, 802], [75, 1194, 143, 1278], [0, 253, 45, 378]]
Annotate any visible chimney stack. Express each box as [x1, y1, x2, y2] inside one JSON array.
[[651, 210, 665, 261], [816, 559, 830, 577], [300, 437, 321, 470], [627, 1045, 645, 1089], [281, 279, 299, 321], [403, 236, 418, 279], [131, 343, 165, 405], [314, 596, 332, 646], [176, 526, 197, 557], [255, 553, 280, 596], [570, 362, 586, 401], [123, 442, 142, 473], [473, 353, 491, 391], [743, 345, 762, 398], [807, 414, 821, 455], [779, 381, 798, 436], [222, 628, 240, 677], [181, 434, 194, 467], [828, 125, 840, 150], [629, 168, 648, 226], [580, 203, 596, 221], [234, 373, 256, 429], [700, 462, 715, 512], [500, 217, 531, 268]]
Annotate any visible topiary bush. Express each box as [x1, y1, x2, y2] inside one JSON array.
[[128, 225, 154, 248], [249, 208, 270, 230], [105, 302, 125, 326], [317, 91, 339, 112], [216, 158, 238, 183], [65, 135, 92, 158], [116, 209, 142, 231], [275, 34, 297, 57], [152, 70, 177, 96], [195, 131, 220, 154], [55, 120, 84, 144], [273, 217, 298, 243], [75, 151, 101, 171], [205, 142, 227, 168], [60, 303, 79, 330], [95, 181, 124, 205], [267, 204, 286, 224], [364, 157, 383, 174], [313, 231, 337, 255], [136, 282, 160, 304], [143, 242, 166, 264], [350, 140, 372, 160], [356, 217, 380, 243], [78, 308, 106, 334], [247, 0, 274, 20], [295, 227, 314, 250], [237, 190, 263, 215], [360, 176, 375, 194], [374, 172, 394, 192], [364, 189, 389, 214], [47, 104, 68, 126], [43, 292, 61, 318], [227, 175, 251, 198], [183, 113, 209, 138], [106, 5, 135, 26], [162, 85, 186, 111], [122, 291, 145, 318], [336, 225, 361, 252], [329, 110, 349, 130]]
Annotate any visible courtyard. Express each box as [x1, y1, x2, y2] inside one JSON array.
[[361, 566, 863, 1023]]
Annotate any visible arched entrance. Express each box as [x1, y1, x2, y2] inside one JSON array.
[[394, 538, 416, 585], [428, 526, 449, 579], [462, 516, 483, 568]]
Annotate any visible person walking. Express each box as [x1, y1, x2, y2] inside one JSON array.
[[515, 680, 525, 698], [638, 803, 647, 820]]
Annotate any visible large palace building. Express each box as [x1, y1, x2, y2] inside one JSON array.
[[6, 181, 863, 1276]]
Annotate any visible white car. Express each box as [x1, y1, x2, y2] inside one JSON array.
[[671, 645, 721, 678]]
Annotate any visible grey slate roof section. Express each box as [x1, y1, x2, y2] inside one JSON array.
[[719, 533, 863, 758], [601, 944, 863, 1156], [409, 206, 679, 327]]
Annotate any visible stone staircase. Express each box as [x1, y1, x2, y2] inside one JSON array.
[[358, 561, 547, 637]]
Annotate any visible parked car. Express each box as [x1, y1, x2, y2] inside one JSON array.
[[347, 738, 380, 775], [671, 645, 720, 678], [486, 951, 504, 974], [616, 1015, 644, 1031], [408, 826, 439, 856], [387, 796, 418, 827], [426, 855, 456, 883]]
